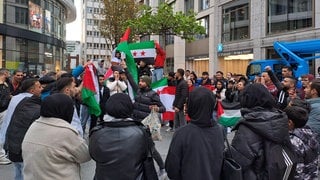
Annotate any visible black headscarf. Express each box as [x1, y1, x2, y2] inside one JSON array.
[[240, 83, 275, 109], [187, 87, 216, 127], [105, 93, 133, 118], [40, 93, 74, 123]]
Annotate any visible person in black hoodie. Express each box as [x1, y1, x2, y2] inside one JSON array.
[[165, 87, 224, 180], [230, 83, 291, 179]]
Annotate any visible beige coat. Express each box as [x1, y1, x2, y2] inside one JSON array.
[[22, 117, 91, 180]]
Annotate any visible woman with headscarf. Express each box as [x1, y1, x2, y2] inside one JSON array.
[[229, 83, 290, 179], [165, 87, 224, 180], [22, 93, 91, 180], [89, 93, 148, 180]]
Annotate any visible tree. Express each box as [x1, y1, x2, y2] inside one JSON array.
[[124, 3, 206, 42], [100, 0, 139, 46]]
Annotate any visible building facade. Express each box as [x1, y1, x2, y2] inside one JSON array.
[[0, 0, 76, 74], [159, 0, 320, 77], [81, 0, 112, 64]]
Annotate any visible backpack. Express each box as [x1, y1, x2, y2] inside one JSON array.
[[263, 140, 297, 180]]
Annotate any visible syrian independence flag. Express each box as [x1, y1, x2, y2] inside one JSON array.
[[81, 64, 101, 116], [217, 101, 241, 127], [151, 78, 176, 121], [128, 41, 156, 65]]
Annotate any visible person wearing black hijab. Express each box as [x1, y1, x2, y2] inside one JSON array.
[[89, 93, 148, 180], [22, 93, 91, 180], [165, 87, 224, 180], [229, 83, 290, 180]]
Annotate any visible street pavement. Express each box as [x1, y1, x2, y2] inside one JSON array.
[[0, 126, 234, 180]]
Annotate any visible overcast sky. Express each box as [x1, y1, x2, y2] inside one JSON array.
[[66, 0, 82, 41]]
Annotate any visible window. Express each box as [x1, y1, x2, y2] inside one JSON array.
[[15, 0, 27, 5], [199, 0, 209, 11], [195, 16, 209, 40], [185, 0, 194, 13], [15, 7, 28, 25], [267, 0, 313, 34], [222, 1, 249, 42]]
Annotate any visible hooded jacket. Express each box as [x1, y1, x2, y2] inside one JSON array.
[[230, 84, 290, 180], [22, 93, 90, 180], [89, 93, 147, 180], [165, 87, 224, 180]]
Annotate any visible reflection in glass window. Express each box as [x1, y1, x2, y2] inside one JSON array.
[[195, 16, 209, 40], [267, 0, 313, 34], [199, 0, 209, 11], [185, 0, 194, 13], [222, 2, 249, 42]]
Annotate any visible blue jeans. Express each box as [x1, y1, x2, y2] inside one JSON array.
[[13, 162, 23, 180], [80, 105, 91, 133], [152, 68, 164, 82]]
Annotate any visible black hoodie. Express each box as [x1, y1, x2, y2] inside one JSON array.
[[230, 84, 289, 180], [165, 87, 224, 180]]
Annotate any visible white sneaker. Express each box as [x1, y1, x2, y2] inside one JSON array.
[[0, 156, 11, 165]]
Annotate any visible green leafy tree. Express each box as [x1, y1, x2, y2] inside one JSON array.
[[124, 3, 206, 42], [100, 0, 139, 46]]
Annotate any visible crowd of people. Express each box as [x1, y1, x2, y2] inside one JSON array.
[[0, 43, 319, 180]]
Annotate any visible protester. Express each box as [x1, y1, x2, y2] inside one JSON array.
[[22, 93, 90, 180], [165, 87, 224, 180], [173, 69, 188, 129], [5, 94, 41, 180], [229, 83, 291, 179], [0, 68, 11, 165], [0, 78, 43, 166], [153, 41, 166, 82], [107, 65, 127, 96], [284, 106, 319, 179], [89, 93, 148, 180], [304, 79, 320, 144]]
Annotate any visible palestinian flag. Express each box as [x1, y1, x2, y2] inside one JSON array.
[[117, 28, 138, 83], [81, 64, 101, 116], [151, 78, 176, 121], [217, 101, 241, 127], [128, 41, 156, 65]]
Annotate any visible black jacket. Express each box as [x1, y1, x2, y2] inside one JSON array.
[[173, 78, 188, 110], [230, 107, 290, 180], [124, 68, 165, 121], [133, 88, 165, 121], [89, 120, 147, 180], [5, 96, 41, 162], [0, 82, 11, 112]]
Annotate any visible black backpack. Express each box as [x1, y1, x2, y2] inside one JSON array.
[[262, 140, 297, 180]]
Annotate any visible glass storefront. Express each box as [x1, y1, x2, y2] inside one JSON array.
[[3, 36, 63, 74], [267, 0, 313, 34], [0, 0, 71, 74]]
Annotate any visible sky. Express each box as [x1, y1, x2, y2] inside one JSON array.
[[66, 0, 82, 41]]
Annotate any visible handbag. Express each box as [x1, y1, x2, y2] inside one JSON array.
[[221, 128, 243, 180], [142, 109, 162, 141]]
